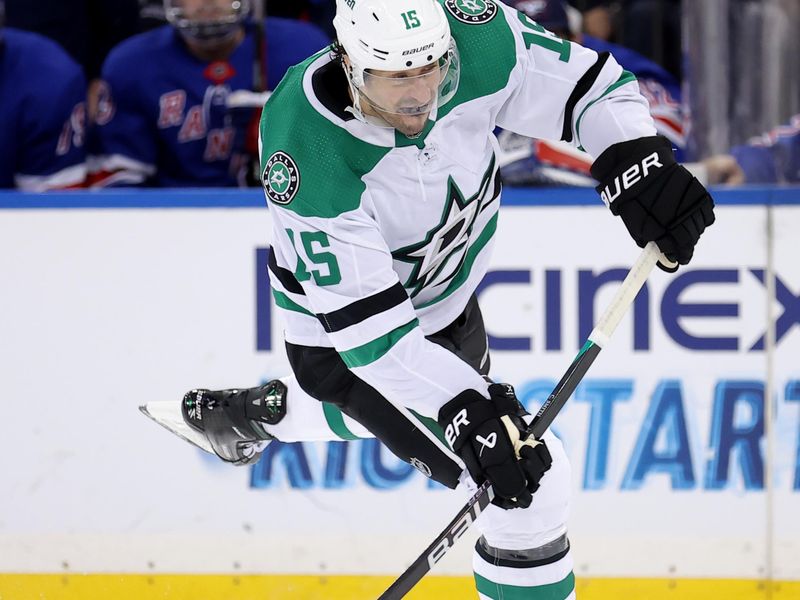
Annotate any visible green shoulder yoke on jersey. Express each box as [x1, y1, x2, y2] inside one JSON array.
[[437, 0, 517, 119], [259, 49, 392, 220]]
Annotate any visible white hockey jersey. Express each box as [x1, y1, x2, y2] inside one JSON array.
[[258, 0, 656, 420]]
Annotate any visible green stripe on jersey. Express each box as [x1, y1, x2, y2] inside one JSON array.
[[474, 571, 575, 600], [339, 318, 419, 369], [322, 402, 361, 440], [574, 69, 637, 146], [418, 212, 498, 309], [273, 290, 314, 316]]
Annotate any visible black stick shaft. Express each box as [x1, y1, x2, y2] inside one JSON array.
[[377, 340, 599, 600], [377, 243, 661, 600]]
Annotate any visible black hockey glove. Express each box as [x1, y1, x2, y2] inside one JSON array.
[[591, 135, 715, 272], [438, 383, 552, 509]]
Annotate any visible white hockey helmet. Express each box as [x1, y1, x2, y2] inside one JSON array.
[[333, 0, 460, 117], [164, 0, 250, 43]]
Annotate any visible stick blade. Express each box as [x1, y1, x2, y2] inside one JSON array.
[[139, 401, 215, 455]]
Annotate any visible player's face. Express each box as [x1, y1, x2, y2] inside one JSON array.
[[177, 0, 239, 22], [168, 0, 246, 59], [362, 63, 442, 137]]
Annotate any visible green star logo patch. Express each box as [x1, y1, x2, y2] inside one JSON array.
[[263, 151, 300, 205], [393, 158, 497, 298], [444, 0, 498, 24]]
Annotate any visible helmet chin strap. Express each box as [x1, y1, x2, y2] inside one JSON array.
[[343, 65, 394, 128]]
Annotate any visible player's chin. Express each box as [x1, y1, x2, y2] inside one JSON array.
[[392, 112, 430, 138]]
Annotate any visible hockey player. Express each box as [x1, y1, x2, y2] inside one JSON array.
[[149, 1, 715, 597], [88, 0, 328, 187], [0, 3, 87, 190]]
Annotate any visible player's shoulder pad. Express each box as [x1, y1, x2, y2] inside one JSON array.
[[258, 52, 390, 220]]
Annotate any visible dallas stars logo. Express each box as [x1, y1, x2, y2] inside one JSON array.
[[263, 151, 300, 205], [444, 0, 498, 24], [393, 159, 496, 298]]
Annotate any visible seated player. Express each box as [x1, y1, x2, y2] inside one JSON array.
[[88, 0, 329, 187], [0, 15, 87, 190], [702, 114, 800, 185]]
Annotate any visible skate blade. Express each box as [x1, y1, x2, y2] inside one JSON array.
[[139, 401, 215, 456]]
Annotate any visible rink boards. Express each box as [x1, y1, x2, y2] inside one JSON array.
[[0, 187, 798, 599]]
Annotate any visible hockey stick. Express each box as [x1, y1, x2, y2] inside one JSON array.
[[378, 241, 666, 600]]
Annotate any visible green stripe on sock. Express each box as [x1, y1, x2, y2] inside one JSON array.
[[339, 319, 419, 368], [474, 571, 575, 600], [273, 290, 314, 316], [321, 402, 360, 441]]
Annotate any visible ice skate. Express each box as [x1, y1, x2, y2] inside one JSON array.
[[140, 380, 287, 466]]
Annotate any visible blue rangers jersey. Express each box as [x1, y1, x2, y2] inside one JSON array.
[[0, 28, 87, 190], [89, 18, 329, 187], [731, 114, 800, 184]]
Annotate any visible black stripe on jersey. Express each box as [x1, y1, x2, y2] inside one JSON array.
[[316, 282, 408, 333], [267, 247, 305, 295], [475, 537, 571, 569], [480, 165, 502, 214], [560, 51, 611, 143]]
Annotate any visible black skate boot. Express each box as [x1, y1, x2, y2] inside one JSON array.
[[181, 379, 287, 466]]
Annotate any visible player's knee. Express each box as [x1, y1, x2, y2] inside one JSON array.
[[475, 429, 571, 550], [472, 533, 575, 599]]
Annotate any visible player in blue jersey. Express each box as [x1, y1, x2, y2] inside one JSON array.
[[88, 0, 329, 187], [497, 0, 686, 186], [0, 12, 87, 190], [701, 114, 800, 185]]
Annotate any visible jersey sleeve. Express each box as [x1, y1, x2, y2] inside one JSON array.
[[268, 201, 489, 420], [88, 50, 158, 187], [15, 47, 87, 191], [494, 2, 656, 159], [730, 115, 800, 184]]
